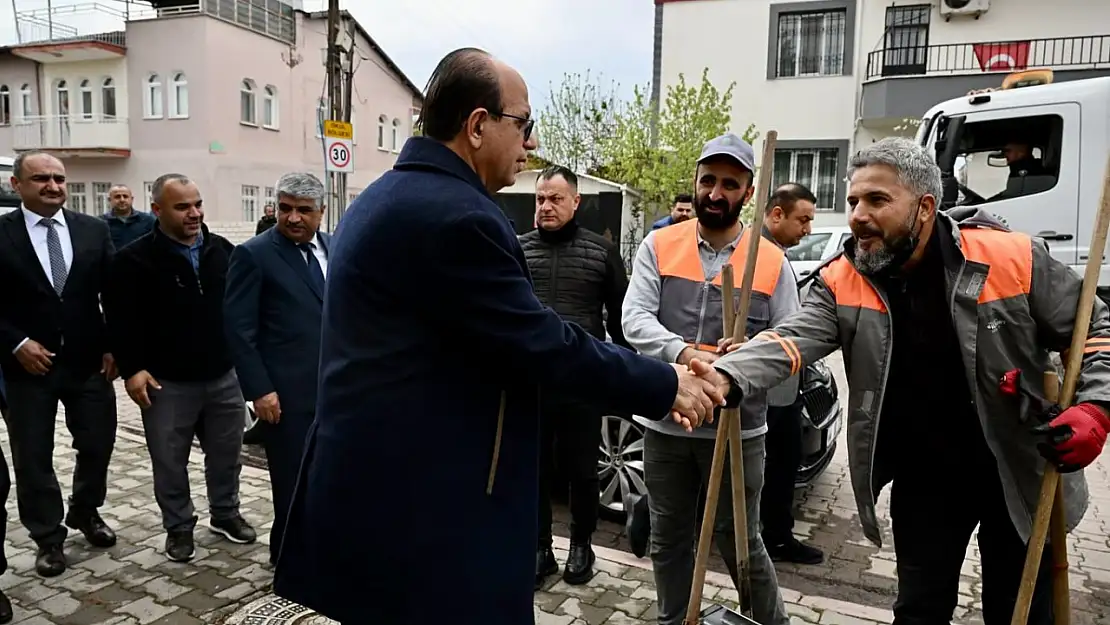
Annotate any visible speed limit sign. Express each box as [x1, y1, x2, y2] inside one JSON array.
[[323, 120, 354, 173]]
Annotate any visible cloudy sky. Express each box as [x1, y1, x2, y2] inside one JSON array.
[[0, 0, 656, 111]]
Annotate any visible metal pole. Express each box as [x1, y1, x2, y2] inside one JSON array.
[[324, 0, 341, 231], [46, 0, 53, 40]]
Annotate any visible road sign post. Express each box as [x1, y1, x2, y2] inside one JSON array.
[[323, 120, 354, 174]]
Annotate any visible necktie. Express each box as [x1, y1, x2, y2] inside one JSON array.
[[298, 242, 326, 294], [41, 218, 68, 296]]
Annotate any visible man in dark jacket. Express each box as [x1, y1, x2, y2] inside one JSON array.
[[520, 164, 632, 588], [103, 173, 256, 564], [100, 184, 155, 250], [273, 47, 724, 625], [651, 194, 694, 230], [255, 204, 277, 235]]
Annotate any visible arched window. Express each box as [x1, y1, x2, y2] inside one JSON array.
[[101, 78, 116, 119], [18, 84, 32, 120], [0, 85, 10, 126], [262, 85, 278, 128], [55, 80, 70, 118], [377, 114, 387, 149], [169, 72, 188, 118], [79, 79, 93, 120], [144, 73, 163, 118], [240, 79, 256, 125], [391, 118, 401, 151]]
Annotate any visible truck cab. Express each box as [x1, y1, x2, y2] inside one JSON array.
[[916, 74, 1110, 288], [0, 156, 18, 212]]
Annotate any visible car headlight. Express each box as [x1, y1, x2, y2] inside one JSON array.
[[810, 359, 830, 379]]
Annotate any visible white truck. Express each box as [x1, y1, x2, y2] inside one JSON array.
[[915, 71, 1110, 296]]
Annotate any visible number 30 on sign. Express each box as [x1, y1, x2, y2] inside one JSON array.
[[323, 120, 354, 174]]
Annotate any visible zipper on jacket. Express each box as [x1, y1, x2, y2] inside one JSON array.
[[548, 247, 559, 307], [692, 281, 711, 346]]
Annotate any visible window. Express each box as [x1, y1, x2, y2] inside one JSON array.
[[92, 182, 112, 214], [315, 98, 328, 137], [241, 185, 259, 221], [776, 9, 846, 78], [772, 147, 840, 211], [787, 232, 833, 262], [391, 118, 401, 151], [0, 85, 9, 126], [18, 84, 32, 119], [143, 181, 154, 209], [262, 85, 278, 128], [101, 78, 117, 119], [55, 80, 70, 118], [265, 186, 276, 207], [68, 183, 88, 215], [145, 74, 163, 118], [170, 72, 189, 118], [882, 5, 930, 77], [377, 115, 387, 149], [240, 80, 256, 125], [78, 79, 93, 120], [938, 114, 1062, 204]]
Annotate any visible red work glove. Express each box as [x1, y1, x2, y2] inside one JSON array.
[[1032, 403, 1110, 473]]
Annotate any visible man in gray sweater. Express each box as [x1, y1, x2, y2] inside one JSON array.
[[621, 133, 792, 625]]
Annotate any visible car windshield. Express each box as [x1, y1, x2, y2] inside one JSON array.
[[787, 232, 833, 262], [0, 167, 17, 208]]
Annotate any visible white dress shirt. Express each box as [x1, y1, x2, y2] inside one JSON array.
[[13, 205, 74, 353], [301, 232, 328, 278]]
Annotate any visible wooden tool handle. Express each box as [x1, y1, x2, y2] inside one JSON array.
[[1043, 371, 1070, 625]]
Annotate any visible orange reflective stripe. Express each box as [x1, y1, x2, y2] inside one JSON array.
[[654, 219, 784, 296], [820, 258, 887, 312], [689, 342, 719, 352], [1083, 337, 1110, 354], [959, 228, 1033, 303], [760, 330, 801, 376]]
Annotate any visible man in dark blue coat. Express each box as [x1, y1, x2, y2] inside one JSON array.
[[223, 172, 331, 567], [274, 48, 724, 625]]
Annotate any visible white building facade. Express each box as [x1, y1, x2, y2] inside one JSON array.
[[656, 0, 1110, 226]]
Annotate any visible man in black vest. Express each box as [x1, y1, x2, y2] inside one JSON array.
[[520, 165, 632, 588], [0, 151, 118, 587]]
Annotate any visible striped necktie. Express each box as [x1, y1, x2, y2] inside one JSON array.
[[40, 218, 68, 296]]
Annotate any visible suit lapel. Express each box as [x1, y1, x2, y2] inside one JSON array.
[[270, 228, 323, 301], [61, 209, 91, 296], [2, 210, 55, 296]]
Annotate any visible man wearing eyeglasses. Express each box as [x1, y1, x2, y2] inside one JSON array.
[[0, 151, 119, 588]]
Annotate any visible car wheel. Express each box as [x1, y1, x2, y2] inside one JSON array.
[[597, 415, 647, 522], [243, 402, 265, 446]]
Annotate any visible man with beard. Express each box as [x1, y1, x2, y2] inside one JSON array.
[[651, 194, 694, 230], [622, 133, 793, 625], [700, 137, 1110, 624], [104, 173, 256, 563]]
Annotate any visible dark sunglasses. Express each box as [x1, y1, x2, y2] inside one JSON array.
[[494, 111, 534, 141]]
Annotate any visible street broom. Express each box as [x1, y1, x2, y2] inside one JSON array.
[[1011, 153, 1110, 625], [684, 130, 779, 625]]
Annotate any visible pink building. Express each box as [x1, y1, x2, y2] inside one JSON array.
[[0, 0, 423, 230]]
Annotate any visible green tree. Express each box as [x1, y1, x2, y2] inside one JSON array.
[[536, 71, 620, 173]]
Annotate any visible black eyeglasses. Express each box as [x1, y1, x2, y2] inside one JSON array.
[[493, 111, 534, 141]]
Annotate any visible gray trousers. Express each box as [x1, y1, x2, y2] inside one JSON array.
[[140, 369, 245, 532], [644, 429, 788, 625]]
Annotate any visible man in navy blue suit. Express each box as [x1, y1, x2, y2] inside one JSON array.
[[224, 172, 330, 567], [273, 48, 725, 625]]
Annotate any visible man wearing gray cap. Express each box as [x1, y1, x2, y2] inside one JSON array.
[[622, 133, 793, 625]]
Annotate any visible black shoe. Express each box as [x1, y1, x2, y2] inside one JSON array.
[[562, 542, 596, 585], [65, 509, 117, 548], [165, 530, 195, 562], [626, 494, 650, 558], [209, 515, 257, 544], [35, 543, 66, 577], [0, 588, 11, 624], [766, 537, 824, 565], [534, 548, 557, 590]]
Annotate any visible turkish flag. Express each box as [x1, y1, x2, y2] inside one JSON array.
[[973, 41, 1031, 72]]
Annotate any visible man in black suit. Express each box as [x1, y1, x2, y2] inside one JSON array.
[[225, 172, 330, 566], [103, 173, 256, 563], [0, 151, 119, 585]]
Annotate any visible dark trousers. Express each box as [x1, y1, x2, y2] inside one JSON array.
[[890, 468, 1053, 625], [0, 405, 11, 574], [263, 411, 313, 564], [2, 363, 116, 547], [140, 369, 245, 532], [760, 399, 803, 546], [538, 394, 601, 547]]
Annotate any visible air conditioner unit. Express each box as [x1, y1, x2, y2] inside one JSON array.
[[939, 0, 990, 20]]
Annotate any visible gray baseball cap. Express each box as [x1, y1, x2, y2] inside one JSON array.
[[697, 133, 756, 172]]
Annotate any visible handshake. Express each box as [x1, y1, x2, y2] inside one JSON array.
[[668, 359, 732, 432]]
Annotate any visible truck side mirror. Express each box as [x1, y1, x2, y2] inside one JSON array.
[[934, 115, 966, 209]]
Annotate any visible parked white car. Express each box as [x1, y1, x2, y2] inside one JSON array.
[[788, 226, 853, 281]]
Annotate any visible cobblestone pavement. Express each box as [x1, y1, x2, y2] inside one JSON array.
[[3, 366, 1109, 623]]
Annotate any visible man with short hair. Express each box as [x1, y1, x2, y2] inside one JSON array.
[[759, 183, 823, 565], [100, 184, 155, 250], [702, 136, 1110, 624], [0, 151, 118, 585], [652, 194, 694, 230], [225, 172, 331, 567], [520, 164, 632, 588], [274, 47, 725, 625], [255, 203, 277, 235], [104, 173, 256, 564], [622, 133, 792, 625]]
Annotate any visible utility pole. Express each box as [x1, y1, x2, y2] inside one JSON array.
[[338, 18, 356, 224], [324, 0, 342, 231]]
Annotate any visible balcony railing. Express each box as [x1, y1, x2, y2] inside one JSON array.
[[12, 115, 129, 151], [865, 34, 1110, 80]]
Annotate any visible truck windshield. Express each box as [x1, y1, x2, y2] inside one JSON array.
[[0, 167, 18, 209]]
